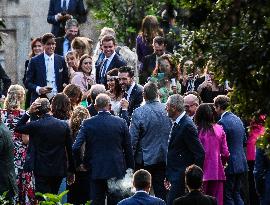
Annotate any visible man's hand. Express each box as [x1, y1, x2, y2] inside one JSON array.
[[164, 179, 171, 190], [28, 100, 41, 114], [120, 98, 129, 110], [56, 13, 65, 21], [76, 164, 88, 172], [39, 86, 52, 95], [67, 173, 75, 185]]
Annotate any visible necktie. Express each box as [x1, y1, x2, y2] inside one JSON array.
[[62, 0, 67, 11], [123, 91, 128, 100], [68, 41, 71, 51], [100, 59, 108, 81]]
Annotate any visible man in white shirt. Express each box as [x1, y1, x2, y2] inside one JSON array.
[[26, 33, 69, 103]]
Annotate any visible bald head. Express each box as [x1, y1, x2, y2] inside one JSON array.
[[184, 94, 199, 117]]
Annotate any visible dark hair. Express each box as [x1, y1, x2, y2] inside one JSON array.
[[153, 36, 165, 45], [153, 54, 178, 79], [194, 103, 214, 133], [29, 37, 42, 58], [63, 84, 83, 108], [51, 93, 72, 120], [41, 33, 55, 44], [185, 165, 203, 190], [140, 15, 163, 44], [214, 95, 230, 110], [118, 66, 134, 78], [78, 54, 92, 73], [143, 82, 158, 101], [101, 35, 116, 45], [133, 169, 151, 190], [107, 68, 122, 99]]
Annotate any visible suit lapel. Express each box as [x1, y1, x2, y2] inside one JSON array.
[[54, 55, 60, 89], [40, 54, 47, 86], [169, 115, 187, 147]]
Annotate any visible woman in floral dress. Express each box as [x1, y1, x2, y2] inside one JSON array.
[[0, 84, 35, 205]]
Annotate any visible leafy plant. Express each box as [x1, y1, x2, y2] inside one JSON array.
[[0, 191, 10, 205], [36, 190, 91, 205]]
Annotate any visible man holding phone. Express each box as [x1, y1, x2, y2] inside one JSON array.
[[26, 33, 69, 103]]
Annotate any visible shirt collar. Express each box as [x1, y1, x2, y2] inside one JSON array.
[[127, 82, 136, 96], [105, 51, 116, 62], [135, 190, 149, 194], [175, 111, 186, 124], [221, 111, 228, 119], [44, 52, 54, 59]]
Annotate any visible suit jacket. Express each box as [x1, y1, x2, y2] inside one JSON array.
[[47, 0, 87, 37], [0, 64, 11, 97], [95, 53, 127, 85], [55, 36, 65, 56], [218, 112, 248, 174], [166, 114, 205, 182], [129, 100, 171, 165], [118, 191, 166, 205], [140, 53, 157, 85], [26, 53, 69, 103], [72, 111, 134, 179], [254, 148, 270, 205], [15, 114, 75, 176], [0, 122, 17, 196], [119, 84, 143, 125], [173, 190, 217, 205]]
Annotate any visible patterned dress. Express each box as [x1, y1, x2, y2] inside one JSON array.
[[0, 109, 35, 205]]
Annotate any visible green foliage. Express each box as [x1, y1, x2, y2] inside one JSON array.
[[86, 0, 165, 46], [36, 190, 92, 205], [0, 191, 10, 205]]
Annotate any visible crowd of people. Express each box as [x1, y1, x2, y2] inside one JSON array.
[[0, 1, 269, 205]]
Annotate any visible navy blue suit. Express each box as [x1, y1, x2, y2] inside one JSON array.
[[47, 0, 87, 37], [166, 114, 205, 205], [119, 84, 143, 125], [218, 112, 248, 205], [118, 191, 166, 205], [254, 148, 270, 205], [72, 111, 134, 204], [15, 114, 74, 194], [173, 190, 217, 205], [95, 53, 127, 85], [26, 53, 69, 103]]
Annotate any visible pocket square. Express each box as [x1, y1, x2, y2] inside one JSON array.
[[59, 68, 63, 72]]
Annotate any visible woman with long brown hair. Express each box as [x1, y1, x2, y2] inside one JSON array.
[[136, 15, 163, 64]]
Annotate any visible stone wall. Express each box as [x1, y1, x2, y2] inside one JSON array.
[[0, 0, 99, 84]]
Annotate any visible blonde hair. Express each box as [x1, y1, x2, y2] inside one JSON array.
[[4, 84, 25, 110], [70, 106, 90, 140]]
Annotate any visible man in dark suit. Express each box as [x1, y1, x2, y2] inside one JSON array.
[[129, 82, 171, 201], [140, 36, 166, 85], [118, 66, 143, 125], [165, 94, 205, 205], [0, 119, 17, 201], [173, 165, 217, 205], [15, 98, 75, 195], [96, 35, 127, 86], [55, 19, 79, 56], [72, 93, 134, 205], [214, 95, 248, 205], [118, 169, 166, 205], [26, 33, 69, 103], [47, 0, 87, 37]]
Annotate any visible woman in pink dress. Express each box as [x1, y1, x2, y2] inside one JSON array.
[[71, 54, 95, 101], [194, 103, 230, 205]]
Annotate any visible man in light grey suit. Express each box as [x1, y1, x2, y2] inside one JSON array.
[[129, 82, 171, 201]]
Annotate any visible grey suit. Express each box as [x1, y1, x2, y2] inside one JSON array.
[[129, 100, 171, 200]]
